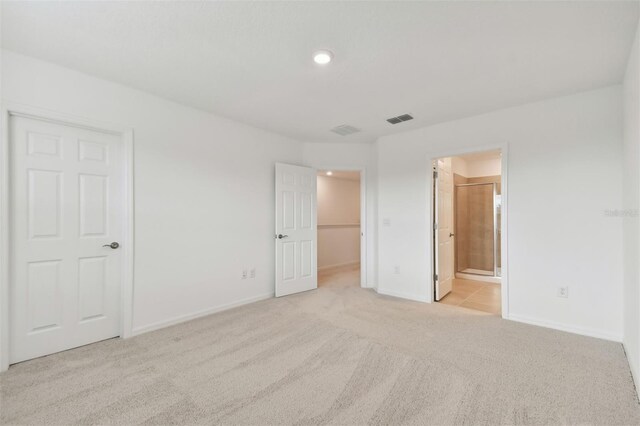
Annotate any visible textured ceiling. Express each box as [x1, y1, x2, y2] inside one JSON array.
[[2, 1, 639, 143]]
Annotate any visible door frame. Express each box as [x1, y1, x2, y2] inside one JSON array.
[[313, 166, 367, 288], [428, 144, 509, 318], [0, 102, 135, 372]]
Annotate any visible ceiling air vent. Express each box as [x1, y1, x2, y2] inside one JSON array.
[[330, 124, 361, 136], [386, 113, 414, 124]]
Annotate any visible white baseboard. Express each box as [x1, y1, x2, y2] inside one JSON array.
[[131, 292, 274, 336], [623, 342, 640, 395], [375, 287, 430, 303], [507, 313, 622, 342], [318, 261, 360, 271], [622, 342, 640, 396]]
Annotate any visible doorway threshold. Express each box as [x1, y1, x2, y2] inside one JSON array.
[[455, 272, 501, 284]]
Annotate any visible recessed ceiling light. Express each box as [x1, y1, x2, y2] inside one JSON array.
[[313, 50, 333, 65], [326, 171, 333, 176]]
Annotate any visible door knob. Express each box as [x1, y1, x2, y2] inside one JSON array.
[[276, 234, 289, 239], [103, 242, 120, 249], [449, 233, 455, 237]]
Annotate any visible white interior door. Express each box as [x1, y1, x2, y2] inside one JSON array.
[[435, 158, 454, 301], [10, 115, 123, 364], [275, 163, 317, 297]]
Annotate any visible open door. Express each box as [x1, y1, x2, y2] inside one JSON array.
[[275, 163, 317, 297], [434, 158, 454, 300]]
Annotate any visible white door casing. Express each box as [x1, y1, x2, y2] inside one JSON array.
[[10, 115, 123, 363], [435, 158, 454, 301], [275, 163, 317, 297]]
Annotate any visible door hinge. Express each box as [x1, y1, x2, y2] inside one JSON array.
[[434, 273, 438, 281], [433, 170, 438, 179], [433, 222, 438, 230]]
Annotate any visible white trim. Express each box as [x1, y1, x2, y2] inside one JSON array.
[[508, 313, 622, 342], [625, 342, 640, 393], [428, 143, 509, 319], [131, 292, 274, 336], [375, 287, 430, 303], [120, 130, 135, 339], [313, 166, 368, 288], [0, 104, 10, 373], [318, 260, 360, 271], [0, 102, 135, 371]]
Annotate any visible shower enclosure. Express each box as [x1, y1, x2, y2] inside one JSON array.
[[454, 182, 501, 277]]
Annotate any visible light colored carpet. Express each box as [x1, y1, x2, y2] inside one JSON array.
[[1, 265, 639, 425]]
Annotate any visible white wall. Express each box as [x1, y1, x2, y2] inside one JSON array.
[[451, 155, 501, 178], [623, 21, 640, 386], [317, 175, 360, 269], [302, 142, 377, 287], [451, 157, 468, 177], [377, 86, 624, 341], [466, 157, 502, 178], [317, 176, 360, 225], [1, 50, 303, 334]]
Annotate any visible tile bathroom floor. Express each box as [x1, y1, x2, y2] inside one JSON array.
[[439, 278, 501, 315]]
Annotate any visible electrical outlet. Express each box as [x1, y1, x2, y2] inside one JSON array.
[[394, 265, 400, 274], [557, 286, 569, 298], [250, 268, 256, 278], [242, 269, 248, 280], [383, 218, 391, 226]]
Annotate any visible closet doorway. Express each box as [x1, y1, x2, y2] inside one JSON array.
[[432, 149, 505, 316], [316, 170, 363, 289]]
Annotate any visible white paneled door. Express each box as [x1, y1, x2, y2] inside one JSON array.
[[10, 116, 123, 364], [435, 158, 454, 301], [275, 163, 317, 297]]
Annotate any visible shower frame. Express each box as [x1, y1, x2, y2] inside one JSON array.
[[453, 182, 499, 278]]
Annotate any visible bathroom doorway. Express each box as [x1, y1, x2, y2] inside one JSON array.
[[432, 149, 504, 315]]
